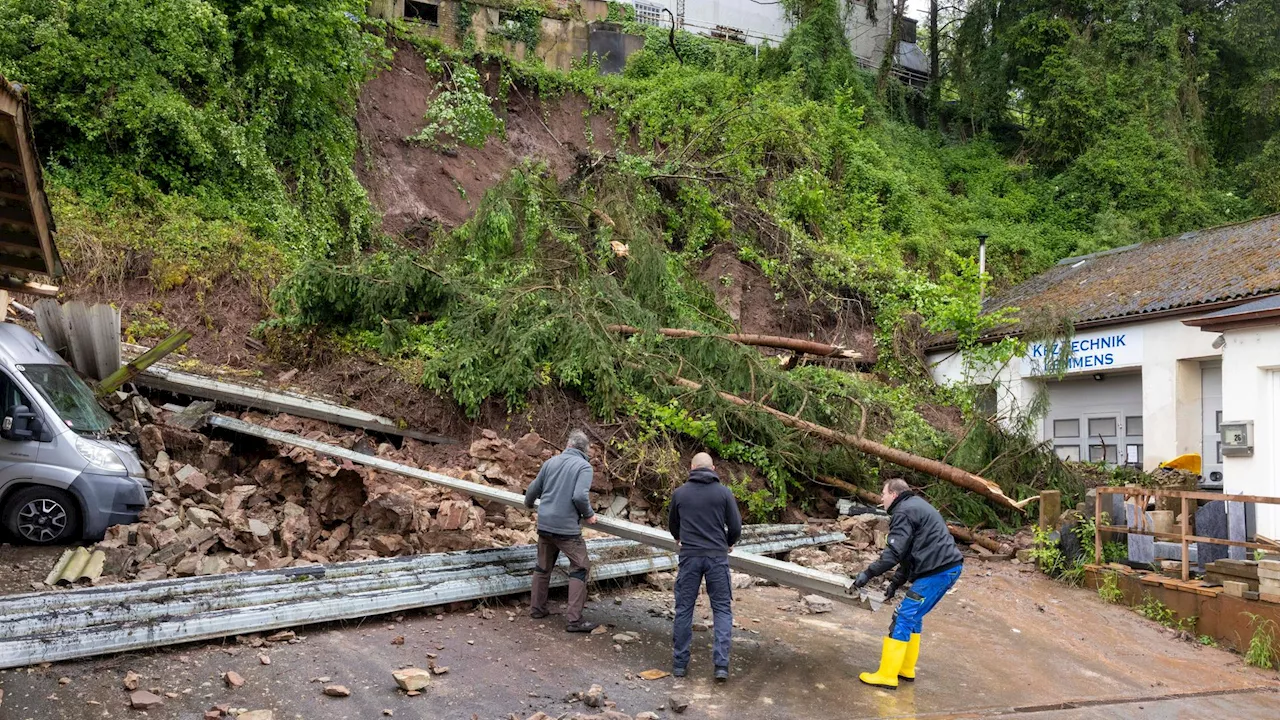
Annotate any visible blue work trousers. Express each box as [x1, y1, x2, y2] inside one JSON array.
[[889, 565, 962, 642], [672, 555, 732, 669]]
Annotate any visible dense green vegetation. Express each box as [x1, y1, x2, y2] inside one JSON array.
[[3, 0, 1277, 524]]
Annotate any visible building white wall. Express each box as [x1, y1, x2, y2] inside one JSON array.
[[928, 316, 1223, 471], [631, 0, 896, 61], [1218, 325, 1280, 538]]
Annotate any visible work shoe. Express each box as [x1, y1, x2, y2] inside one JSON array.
[[899, 633, 921, 681], [529, 609, 549, 619], [858, 636, 909, 689], [565, 620, 599, 633], [714, 666, 729, 682], [672, 666, 687, 678]]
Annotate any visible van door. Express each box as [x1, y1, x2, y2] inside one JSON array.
[[0, 369, 39, 472]]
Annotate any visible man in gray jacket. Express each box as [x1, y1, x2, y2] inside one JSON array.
[[524, 429, 598, 632]]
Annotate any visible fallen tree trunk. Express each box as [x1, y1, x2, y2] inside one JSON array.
[[665, 374, 1032, 512], [608, 324, 862, 360], [946, 524, 1006, 554], [819, 475, 1009, 551]]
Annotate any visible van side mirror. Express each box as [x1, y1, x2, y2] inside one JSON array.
[[2, 405, 37, 441]]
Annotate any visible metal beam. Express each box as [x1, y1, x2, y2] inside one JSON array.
[[0, 534, 838, 668], [209, 415, 859, 602], [135, 365, 454, 444], [0, 526, 808, 618], [7, 533, 838, 636]]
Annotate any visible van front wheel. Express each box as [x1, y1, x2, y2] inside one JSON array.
[[4, 486, 81, 545]]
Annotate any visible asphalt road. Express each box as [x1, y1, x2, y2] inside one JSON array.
[[0, 561, 1275, 719]]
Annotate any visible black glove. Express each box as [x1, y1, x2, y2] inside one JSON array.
[[883, 581, 901, 600], [853, 571, 871, 589]]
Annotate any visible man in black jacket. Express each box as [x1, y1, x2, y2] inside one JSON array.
[[668, 452, 742, 682], [852, 478, 964, 689]]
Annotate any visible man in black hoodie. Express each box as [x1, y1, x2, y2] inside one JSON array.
[[667, 452, 742, 682], [851, 478, 964, 689]]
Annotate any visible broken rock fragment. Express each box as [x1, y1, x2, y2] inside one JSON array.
[[583, 683, 606, 708], [322, 685, 351, 697], [129, 690, 164, 710], [392, 667, 432, 692], [123, 670, 141, 691], [669, 694, 690, 713], [223, 670, 245, 688], [236, 711, 274, 720]]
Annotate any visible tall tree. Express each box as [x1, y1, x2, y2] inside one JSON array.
[[877, 0, 909, 98]]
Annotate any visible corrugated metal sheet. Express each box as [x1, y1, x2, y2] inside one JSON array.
[[1191, 293, 1280, 322], [44, 547, 105, 585], [953, 214, 1280, 343]]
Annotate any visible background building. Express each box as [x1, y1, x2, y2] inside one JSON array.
[[928, 214, 1280, 537]]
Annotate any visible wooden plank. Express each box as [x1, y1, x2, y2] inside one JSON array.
[[1097, 487, 1280, 506], [96, 329, 193, 395], [0, 275, 58, 297], [1098, 525, 1280, 552], [1180, 495, 1190, 582], [0, 289, 9, 323], [11, 105, 57, 278], [1094, 493, 1103, 565]]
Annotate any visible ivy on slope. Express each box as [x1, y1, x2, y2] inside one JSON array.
[[0, 0, 389, 287]]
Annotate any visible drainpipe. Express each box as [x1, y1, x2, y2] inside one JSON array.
[[977, 232, 988, 302]]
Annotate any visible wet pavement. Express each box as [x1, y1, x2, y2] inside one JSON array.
[[0, 562, 1275, 719]]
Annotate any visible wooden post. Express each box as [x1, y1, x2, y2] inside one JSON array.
[[1095, 490, 1104, 565], [1181, 494, 1190, 582], [1039, 490, 1062, 531], [96, 329, 193, 395]]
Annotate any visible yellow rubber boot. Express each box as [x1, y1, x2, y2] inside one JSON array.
[[898, 633, 921, 681], [859, 637, 909, 689]]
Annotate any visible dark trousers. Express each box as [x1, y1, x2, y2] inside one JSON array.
[[672, 554, 732, 670], [889, 565, 962, 641], [530, 532, 591, 623]]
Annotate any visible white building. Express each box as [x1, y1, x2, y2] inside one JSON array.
[[927, 215, 1280, 537], [629, 0, 927, 83]]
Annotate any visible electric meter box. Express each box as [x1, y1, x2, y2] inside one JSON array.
[[1219, 420, 1254, 457]]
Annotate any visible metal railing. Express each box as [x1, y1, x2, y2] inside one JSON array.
[[1093, 486, 1280, 581]]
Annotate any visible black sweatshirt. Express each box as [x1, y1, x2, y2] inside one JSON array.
[[667, 468, 742, 557], [866, 490, 964, 583]]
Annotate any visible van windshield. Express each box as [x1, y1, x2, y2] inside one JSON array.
[[19, 364, 114, 433]]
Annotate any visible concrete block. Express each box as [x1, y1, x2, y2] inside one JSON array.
[[1261, 592, 1280, 605], [1223, 580, 1248, 598], [1126, 502, 1155, 565]]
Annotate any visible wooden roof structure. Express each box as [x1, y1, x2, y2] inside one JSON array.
[[0, 75, 60, 296]]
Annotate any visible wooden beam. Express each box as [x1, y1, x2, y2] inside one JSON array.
[[0, 275, 57, 297], [97, 329, 193, 395], [10, 107, 57, 278], [1098, 524, 1279, 552], [663, 373, 1030, 512], [608, 324, 862, 360], [1096, 486, 1280, 506]]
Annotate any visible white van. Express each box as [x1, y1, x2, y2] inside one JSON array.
[[0, 324, 149, 543]]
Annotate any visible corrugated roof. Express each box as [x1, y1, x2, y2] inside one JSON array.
[[955, 214, 1280, 343], [1191, 293, 1280, 322]]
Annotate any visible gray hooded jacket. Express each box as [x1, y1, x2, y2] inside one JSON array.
[[524, 447, 595, 535]]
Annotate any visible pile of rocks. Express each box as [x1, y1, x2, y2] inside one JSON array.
[[88, 397, 610, 583]]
